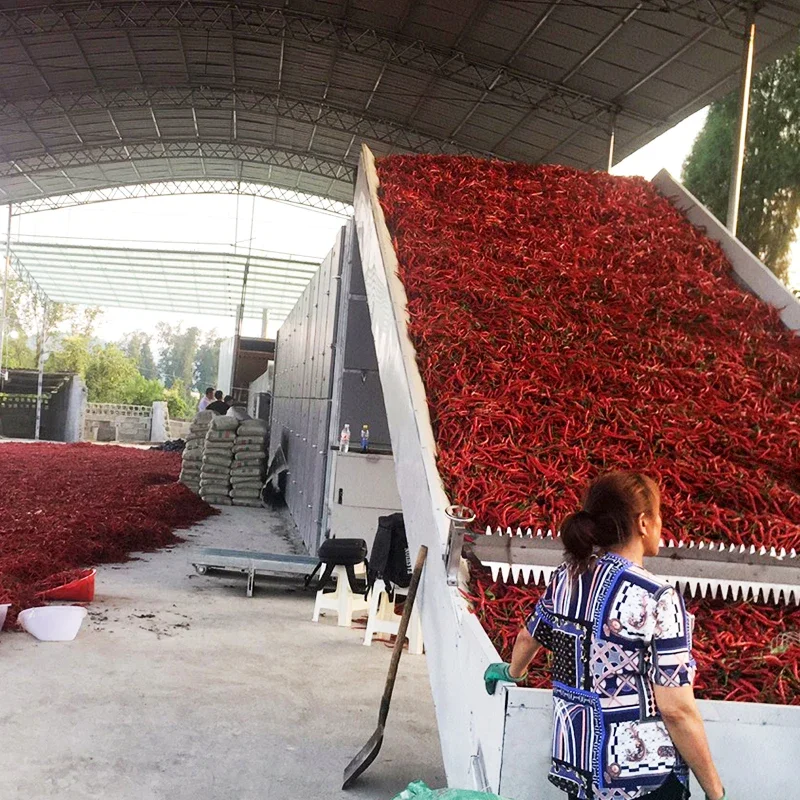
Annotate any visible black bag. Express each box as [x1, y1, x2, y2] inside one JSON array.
[[366, 513, 411, 600], [305, 538, 368, 594]]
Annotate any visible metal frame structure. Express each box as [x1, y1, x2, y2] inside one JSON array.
[[11, 180, 352, 217], [7, 238, 322, 321], [0, 0, 798, 214]]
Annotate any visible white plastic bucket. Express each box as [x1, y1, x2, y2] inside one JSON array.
[[18, 606, 87, 641]]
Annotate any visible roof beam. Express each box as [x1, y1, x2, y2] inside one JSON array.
[[491, 1, 640, 152], [543, 1, 743, 164], [449, 0, 564, 139], [0, 2, 655, 129], [0, 86, 490, 160], [8, 252, 50, 305], [11, 180, 353, 216], [0, 140, 357, 186]]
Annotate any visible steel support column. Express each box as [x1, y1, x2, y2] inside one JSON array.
[[34, 299, 48, 441], [0, 204, 10, 380], [726, 6, 756, 236], [607, 110, 618, 172]]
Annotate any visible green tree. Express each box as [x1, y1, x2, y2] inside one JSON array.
[[121, 330, 158, 380], [156, 323, 201, 389], [84, 344, 141, 403], [45, 334, 93, 375], [195, 331, 222, 392], [164, 378, 193, 419], [683, 46, 800, 284]]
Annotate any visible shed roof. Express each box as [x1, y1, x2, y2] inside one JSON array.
[[9, 238, 322, 322], [1, 1, 799, 213]]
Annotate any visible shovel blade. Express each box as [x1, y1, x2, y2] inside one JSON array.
[[342, 725, 385, 790]]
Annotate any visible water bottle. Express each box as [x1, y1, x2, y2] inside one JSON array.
[[339, 423, 351, 453], [360, 424, 369, 453]]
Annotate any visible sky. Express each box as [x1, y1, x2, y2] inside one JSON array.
[[10, 106, 798, 347]]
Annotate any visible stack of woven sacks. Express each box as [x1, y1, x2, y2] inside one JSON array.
[[230, 417, 268, 507], [179, 410, 215, 494], [199, 414, 240, 506]]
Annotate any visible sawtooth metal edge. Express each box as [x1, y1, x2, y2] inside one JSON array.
[[467, 528, 799, 606]]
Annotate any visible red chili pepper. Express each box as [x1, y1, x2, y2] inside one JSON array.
[[378, 154, 800, 705]]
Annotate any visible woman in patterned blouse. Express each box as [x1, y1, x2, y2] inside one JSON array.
[[484, 472, 726, 800]]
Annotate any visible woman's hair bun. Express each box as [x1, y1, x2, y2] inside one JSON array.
[[561, 509, 596, 568]]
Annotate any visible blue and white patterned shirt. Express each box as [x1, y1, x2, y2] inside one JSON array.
[[527, 553, 696, 800]]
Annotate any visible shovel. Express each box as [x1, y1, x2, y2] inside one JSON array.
[[342, 544, 428, 790]]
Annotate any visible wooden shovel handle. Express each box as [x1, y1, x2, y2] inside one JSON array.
[[377, 544, 428, 726]]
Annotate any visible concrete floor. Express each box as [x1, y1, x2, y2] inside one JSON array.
[[0, 506, 445, 800]]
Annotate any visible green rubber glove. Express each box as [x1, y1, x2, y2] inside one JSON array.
[[483, 662, 526, 695]]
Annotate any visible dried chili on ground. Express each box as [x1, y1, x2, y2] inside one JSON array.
[[0, 442, 216, 627]]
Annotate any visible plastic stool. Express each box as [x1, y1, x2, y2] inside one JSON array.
[[363, 579, 424, 655], [312, 564, 369, 627]]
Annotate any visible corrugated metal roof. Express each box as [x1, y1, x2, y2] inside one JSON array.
[[9, 238, 322, 323], [0, 0, 798, 212]]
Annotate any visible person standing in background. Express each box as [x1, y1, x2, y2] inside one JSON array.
[[206, 391, 230, 415], [198, 387, 215, 412]]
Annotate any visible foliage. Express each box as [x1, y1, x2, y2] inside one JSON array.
[[121, 330, 158, 380], [156, 323, 200, 389], [156, 322, 222, 393], [164, 379, 193, 420], [195, 332, 223, 392], [3, 276, 221, 416], [125, 373, 168, 407], [45, 334, 93, 375], [683, 45, 800, 284], [83, 344, 141, 403]]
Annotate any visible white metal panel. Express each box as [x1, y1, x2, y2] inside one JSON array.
[[329, 506, 397, 551], [331, 451, 401, 511], [354, 144, 507, 790], [652, 170, 800, 332]]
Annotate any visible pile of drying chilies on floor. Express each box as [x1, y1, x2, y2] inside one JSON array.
[[375, 154, 800, 704], [0, 443, 215, 627]]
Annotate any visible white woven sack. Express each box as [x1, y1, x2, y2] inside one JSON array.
[[227, 406, 251, 422], [211, 415, 240, 431], [230, 469, 263, 480], [201, 479, 230, 489], [183, 450, 203, 463], [234, 436, 266, 446], [200, 486, 231, 496], [233, 451, 266, 462], [203, 453, 234, 467], [237, 419, 268, 435], [193, 410, 215, 425], [231, 490, 262, 500], [229, 474, 263, 485], [206, 429, 237, 440], [202, 495, 233, 506], [232, 443, 265, 454], [231, 478, 264, 492], [204, 443, 234, 454], [201, 463, 230, 475], [231, 498, 263, 508]]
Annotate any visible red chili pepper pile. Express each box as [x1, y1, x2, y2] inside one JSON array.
[[0, 443, 215, 627], [376, 155, 800, 551], [464, 568, 800, 704], [375, 154, 800, 703]]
